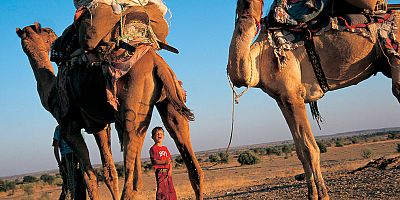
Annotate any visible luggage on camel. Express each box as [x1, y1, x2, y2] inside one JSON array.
[[267, 0, 388, 27], [74, 0, 169, 51], [51, 0, 170, 65]]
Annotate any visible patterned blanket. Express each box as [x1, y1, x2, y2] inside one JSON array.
[[266, 11, 400, 68]]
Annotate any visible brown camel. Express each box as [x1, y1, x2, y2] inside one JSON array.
[[16, 23, 204, 200], [228, 0, 400, 200]]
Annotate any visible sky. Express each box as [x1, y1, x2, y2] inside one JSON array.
[[1, 0, 400, 177]]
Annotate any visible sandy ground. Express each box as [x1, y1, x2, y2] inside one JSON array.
[[1, 139, 399, 200]]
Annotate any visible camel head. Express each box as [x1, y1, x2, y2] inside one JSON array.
[[228, 0, 263, 87], [16, 22, 57, 55]]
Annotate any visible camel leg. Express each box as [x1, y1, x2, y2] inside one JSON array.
[[277, 97, 329, 200], [156, 100, 204, 200], [93, 125, 119, 200], [119, 59, 157, 200], [61, 126, 99, 200], [390, 57, 400, 103], [120, 104, 153, 200]]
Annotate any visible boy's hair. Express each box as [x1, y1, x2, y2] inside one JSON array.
[[151, 127, 164, 137]]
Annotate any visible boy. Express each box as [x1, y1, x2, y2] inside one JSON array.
[[149, 127, 177, 200]]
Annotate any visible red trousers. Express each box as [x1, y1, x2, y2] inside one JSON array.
[[155, 169, 177, 200]]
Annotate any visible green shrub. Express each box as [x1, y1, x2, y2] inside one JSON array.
[[237, 151, 260, 165], [0, 180, 16, 192], [40, 174, 55, 185], [335, 139, 344, 147], [218, 152, 230, 163], [174, 155, 184, 165], [397, 144, 400, 153], [266, 146, 282, 156], [95, 168, 105, 182], [208, 154, 220, 163], [23, 184, 34, 195], [22, 176, 37, 184], [142, 161, 153, 172], [282, 144, 293, 154], [361, 148, 374, 159], [317, 141, 327, 153], [351, 137, 359, 144], [116, 164, 125, 177]]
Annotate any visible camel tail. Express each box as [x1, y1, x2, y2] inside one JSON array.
[[155, 54, 195, 121]]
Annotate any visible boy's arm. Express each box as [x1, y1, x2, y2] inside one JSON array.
[[151, 158, 171, 166], [168, 160, 173, 176]]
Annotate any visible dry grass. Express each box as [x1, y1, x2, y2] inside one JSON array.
[[2, 139, 399, 200]]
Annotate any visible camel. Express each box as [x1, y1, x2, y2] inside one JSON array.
[[228, 0, 400, 199], [16, 22, 204, 200]]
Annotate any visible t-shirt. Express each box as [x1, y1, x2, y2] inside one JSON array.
[[53, 127, 73, 156], [149, 145, 172, 169]]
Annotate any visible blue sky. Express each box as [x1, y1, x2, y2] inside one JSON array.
[[1, 0, 400, 177]]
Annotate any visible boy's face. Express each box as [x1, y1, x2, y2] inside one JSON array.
[[152, 130, 164, 143]]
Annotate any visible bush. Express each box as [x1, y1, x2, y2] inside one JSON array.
[[208, 154, 220, 163], [0, 180, 16, 192], [23, 184, 34, 195], [335, 139, 344, 147], [351, 137, 359, 144], [218, 152, 230, 163], [237, 151, 260, 165], [266, 146, 283, 156], [317, 141, 327, 153], [361, 148, 374, 159], [174, 155, 184, 165], [40, 174, 55, 185], [388, 132, 400, 140], [397, 144, 400, 153], [23, 176, 37, 184], [116, 164, 125, 177], [142, 161, 153, 172]]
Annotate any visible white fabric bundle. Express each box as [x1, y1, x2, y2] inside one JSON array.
[[74, 0, 168, 16]]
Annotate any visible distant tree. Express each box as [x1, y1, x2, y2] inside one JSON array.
[[40, 174, 55, 185], [23, 176, 37, 184], [237, 151, 260, 165], [361, 148, 374, 159], [317, 141, 327, 153]]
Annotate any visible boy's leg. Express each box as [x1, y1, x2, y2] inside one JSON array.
[[155, 170, 168, 200], [167, 175, 177, 200]]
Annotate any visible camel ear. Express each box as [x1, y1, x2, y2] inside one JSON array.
[[16, 28, 24, 37], [34, 22, 42, 33]]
